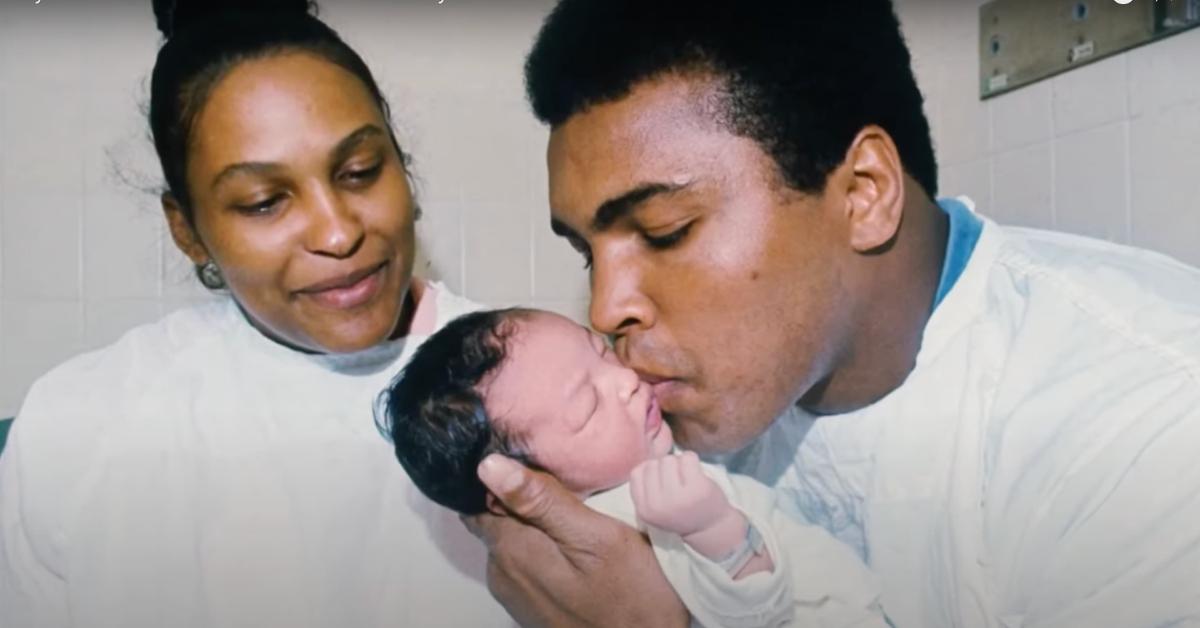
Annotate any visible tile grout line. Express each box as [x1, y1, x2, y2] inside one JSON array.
[[1048, 79, 1058, 230], [1122, 53, 1135, 246]]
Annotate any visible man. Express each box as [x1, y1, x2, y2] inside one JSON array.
[[465, 1, 1200, 626]]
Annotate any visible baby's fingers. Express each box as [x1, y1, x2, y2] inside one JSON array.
[[676, 451, 705, 486], [630, 462, 650, 512]]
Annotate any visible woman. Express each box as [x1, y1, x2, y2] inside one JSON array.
[[0, 1, 508, 626]]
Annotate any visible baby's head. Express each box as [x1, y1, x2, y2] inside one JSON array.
[[378, 308, 673, 514]]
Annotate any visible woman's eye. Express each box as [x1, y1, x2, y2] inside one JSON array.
[[235, 194, 285, 215], [643, 222, 694, 249], [340, 162, 383, 186]]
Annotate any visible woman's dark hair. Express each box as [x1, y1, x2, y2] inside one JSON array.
[[149, 0, 402, 223], [375, 308, 535, 515], [524, 0, 938, 198]]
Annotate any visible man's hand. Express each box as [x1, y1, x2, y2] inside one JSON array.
[[462, 454, 689, 628]]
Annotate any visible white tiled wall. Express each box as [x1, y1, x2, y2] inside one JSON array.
[[0, 0, 578, 416], [903, 0, 1200, 269], [1, 0, 1197, 416]]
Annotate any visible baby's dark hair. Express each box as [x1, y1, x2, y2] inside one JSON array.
[[376, 308, 535, 515]]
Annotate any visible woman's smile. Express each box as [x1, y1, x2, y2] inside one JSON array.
[[295, 261, 388, 310]]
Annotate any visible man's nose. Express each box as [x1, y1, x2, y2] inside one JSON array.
[[588, 256, 654, 337]]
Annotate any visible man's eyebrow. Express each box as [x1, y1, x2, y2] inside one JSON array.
[[590, 182, 688, 232], [209, 125, 387, 190], [550, 217, 577, 238]]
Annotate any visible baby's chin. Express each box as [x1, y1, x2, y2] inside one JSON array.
[[649, 421, 676, 457]]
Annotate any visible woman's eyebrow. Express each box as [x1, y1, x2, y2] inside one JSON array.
[[210, 161, 283, 189], [330, 124, 387, 164], [207, 126, 387, 190]]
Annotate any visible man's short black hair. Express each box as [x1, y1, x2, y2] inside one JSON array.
[[376, 308, 533, 515], [524, 0, 938, 198]]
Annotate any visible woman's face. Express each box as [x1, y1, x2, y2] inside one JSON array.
[[166, 52, 417, 354]]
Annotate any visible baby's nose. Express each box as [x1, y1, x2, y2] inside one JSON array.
[[618, 369, 641, 403]]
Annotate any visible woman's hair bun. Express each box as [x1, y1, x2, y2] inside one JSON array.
[[153, 0, 317, 39]]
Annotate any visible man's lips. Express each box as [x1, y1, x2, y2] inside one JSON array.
[[633, 368, 685, 410], [632, 368, 672, 385]]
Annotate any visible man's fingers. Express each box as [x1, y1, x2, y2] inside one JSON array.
[[461, 510, 517, 549], [477, 453, 528, 498], [477, 454, 594, 547]]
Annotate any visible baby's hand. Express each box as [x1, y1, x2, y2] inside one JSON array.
[[630, 451, 732, 537]]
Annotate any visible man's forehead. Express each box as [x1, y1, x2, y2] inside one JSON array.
[[546, 119, 642, 217], [547, 144, 720, 237], [546, 76, 728, 218]]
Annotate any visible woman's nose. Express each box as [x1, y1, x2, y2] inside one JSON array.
[[304, 187, 365, 258]]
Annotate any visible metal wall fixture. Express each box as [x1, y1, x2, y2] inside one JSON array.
[[980, 0, 1200, 99]]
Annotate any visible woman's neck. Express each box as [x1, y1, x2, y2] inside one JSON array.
[[240, 277, 431, 355]]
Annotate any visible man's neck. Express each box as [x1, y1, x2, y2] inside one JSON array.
[[800, 193, 949, 415]]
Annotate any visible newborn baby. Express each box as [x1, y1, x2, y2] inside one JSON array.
[[377, 308, 881, 627]]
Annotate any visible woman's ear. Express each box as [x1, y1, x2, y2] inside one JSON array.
[[838, 125, 906, 253], [162, 193, 210, 265]]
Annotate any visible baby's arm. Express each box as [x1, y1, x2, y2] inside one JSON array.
[[630, 454, 888, 628], [630, 451, 773, 579]]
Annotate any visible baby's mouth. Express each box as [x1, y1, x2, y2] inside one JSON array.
[[645, 394, 664, 435]]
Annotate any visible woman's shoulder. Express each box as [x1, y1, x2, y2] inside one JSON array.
[[427, 280, 484, 325], [5, 300, 242, 541], [21, 300, 237, 419]]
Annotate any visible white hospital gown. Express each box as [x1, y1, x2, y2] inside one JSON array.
[[586, 461, 886, 628], [0, 282, 513, 628], [728, 205, 1200, 627]]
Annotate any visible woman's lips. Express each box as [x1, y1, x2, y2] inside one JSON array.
[[298, 263, 386, 310]]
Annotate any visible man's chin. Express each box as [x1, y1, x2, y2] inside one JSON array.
[[665, 415, 745, 456], [666, 403, 782, 456]]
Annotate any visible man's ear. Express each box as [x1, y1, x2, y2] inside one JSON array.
[[162, 194, 209, 265], [836, 125, 906, 253]]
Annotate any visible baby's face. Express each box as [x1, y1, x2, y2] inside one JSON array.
[[484, 311, 674, 495]]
